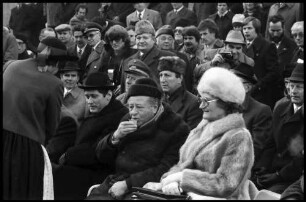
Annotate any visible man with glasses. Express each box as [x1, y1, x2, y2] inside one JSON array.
[[290, 21, 304, 65], [172, 18, 191, 51], [83, 22, 105, 82], [194, 30, 254, 91]]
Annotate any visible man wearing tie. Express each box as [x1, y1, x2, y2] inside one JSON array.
[[67, 24, 92, 83], [242, 16, 283, 109]]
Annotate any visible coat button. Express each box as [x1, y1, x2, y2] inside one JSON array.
[[94, 66, 97, 68]]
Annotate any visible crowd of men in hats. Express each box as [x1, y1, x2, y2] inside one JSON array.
[[2, 2, 304, 200]]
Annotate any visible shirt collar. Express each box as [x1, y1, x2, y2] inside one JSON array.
[[93, 41, 101, 50], [174, 6, 184, 13], [77, 44, 86, 52], [218, 10, 228, 17], [137, 9, 145, 16], [293, 104, 302, 113]]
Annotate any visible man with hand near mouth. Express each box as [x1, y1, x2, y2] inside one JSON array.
[[86, 78, 190, 200]]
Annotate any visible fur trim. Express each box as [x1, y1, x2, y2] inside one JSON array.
[[197, 67, 245, 105]]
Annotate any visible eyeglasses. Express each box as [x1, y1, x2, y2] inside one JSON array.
[[198, 96, 219, 108], [292, 32, 304, 38], [174, 29, 183, 34]]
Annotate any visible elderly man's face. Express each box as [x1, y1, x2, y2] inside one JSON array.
[[268, 21, 284, 44], [200, 28, 216, 46], [57, 30, 72, 44], [159, 70, 182, 94], [73, 31, 87, 48], [60, 70, 79, 90], [225, 43, 243, 60], [157, 34, 174, 50], [292, 27, 304, 47], [136, 33, 155, 52], [85, 90, 111, 113], [125, 73, 146, 92], [87, 31, 101, 46], [289, 82, 304, 106], [243, 21, 257, 41], [174, 27, 184, 44], [127, 96, 158, 127]]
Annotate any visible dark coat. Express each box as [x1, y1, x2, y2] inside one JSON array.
[[46, 106, 78, 163], [67, 44, 92, 83], [84, 41, 105, 82], [255, 99, 304, 183], [91, 104, 190, 198], [276, 35, 298, 74], [121, 46, 176, 92], [209, 11, 234, 40], [290, 47, 304, 65], [106, 3, 135, 26], [148, 3, 173, 25], [126, 8, 163, 30], [165, 6, 198, 28], [163, 86, 202, 130], [243, 35, 283, 109], [242, 94, 273, 162], [193, 3, 217, 24]]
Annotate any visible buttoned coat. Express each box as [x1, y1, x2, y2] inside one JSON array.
[[126, 9, 163, 30], [163, 87, 202, 130], [209, 11, 234, 40], [161, 113, 255, 199], [243, 36, 283, 109], [255, 99, 304, 183], [84, 41, 105, 81], [165, 6, 198, 28], [63, 86, 87, 123], [242, 94, 273, 162]]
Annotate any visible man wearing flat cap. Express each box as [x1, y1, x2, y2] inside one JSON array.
[[158, 56, 202, 130], [55, 24, 75, 49], [194, 30, 254, 90], [121, 20, 175, 93], [253, 63, 304, 194], [83, 21, 105, 82], [231, 63, 272, 164], [86, 78, 190, 200], [3, 36, 67, 200], [59, 61, 87, 123], [52, 72, 128, 200], [116, 59, 154, 105]]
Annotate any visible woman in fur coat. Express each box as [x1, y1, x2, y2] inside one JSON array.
[[144, 67, 256, 199]]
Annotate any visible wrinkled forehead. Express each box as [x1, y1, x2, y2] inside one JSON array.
[[127, 96, 151, 104]]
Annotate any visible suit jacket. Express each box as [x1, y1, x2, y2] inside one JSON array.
[[84, 41, 105, 82], [63, 87, 87, 124], [255, 99, 304, 183], [276, 35, 298, 73], [67, 44, 92, 82], [126, 9, 163, 30], [121, 46, 176, 93], [209, 11, 234, 40], [243, 36, 283, 109], [242, 94, 273, 162], [165, 6, 198, 28], [164, 86, 202, 130]]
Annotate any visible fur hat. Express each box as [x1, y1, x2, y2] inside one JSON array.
[[79, 72, 115, 90], [182, 26, 201, 42], [173, 18, 192, 28], [125, 59, 151, 77], [232, 14, 245, 24], [289, 63, 304, 82], [197, 67, 245, 105], [135, 20, 155, 36], [126, 78, 162, 100], [156, 25, 174, 38], [224, 30, 245, 45], [158, 56, 186, 75], [105, 24, 129, 43]]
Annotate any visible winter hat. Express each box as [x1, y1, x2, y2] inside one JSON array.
[[125, 59, 151, 77], [232, 14, 245, 25], [173, 18, 192, 28], [224, 30, 245, 45], [156, 25, 174, 38], [37, 36, 67, 56], [126, 78, 162, 100], [182, 26, 201, 42], [135, 20, 155, 36], [288, 63, 304, 82], [157, 56, 186, 75], [105, 24, 129, 43], [197, 67, 245, 105], [55, 24, 71, 32], [84, 22, 104, 34]]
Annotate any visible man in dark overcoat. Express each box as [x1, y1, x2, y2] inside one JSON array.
[[86, 78, 190, 200], [52, 72, 128, 200], [165, 3, 197, 28], [253, 64, 304, 194], [243, 16, 283, 109], [158, 56, 202, 130]]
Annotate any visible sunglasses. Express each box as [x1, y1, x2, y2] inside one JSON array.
[[292, 32, 303, 38], [174, 29, 183, 34]]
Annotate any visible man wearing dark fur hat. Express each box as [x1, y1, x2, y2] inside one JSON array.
[[86, 78, 190, 200], [158, 56, 202, 129], [3, 36, 67, 200], [253, 63, 304, 194], [52, 72, 128, 200]]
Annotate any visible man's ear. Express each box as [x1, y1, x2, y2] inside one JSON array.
[[106, 90, 113, 100]]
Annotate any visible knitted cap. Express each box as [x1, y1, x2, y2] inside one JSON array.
[[156, 25, 174, 38], [158, 56, 186, 75], [197, 67, 245, 105], [127, 78, 162, 100], [135, 20, 155, 36]]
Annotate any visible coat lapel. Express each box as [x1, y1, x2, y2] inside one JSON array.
[[86, 42, 104, 66]]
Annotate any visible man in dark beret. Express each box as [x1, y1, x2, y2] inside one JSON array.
[[158, 56, 202, 129], [3, 37, 67, 199], [86, 78, 190, 200], [52, 72, 128, 200]]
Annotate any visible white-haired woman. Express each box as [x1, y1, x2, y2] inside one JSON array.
[[144, 67, 256, 199]]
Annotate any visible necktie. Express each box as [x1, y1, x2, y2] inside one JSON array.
[[78, 49, 82, 58], [138, 12, 142, 20]]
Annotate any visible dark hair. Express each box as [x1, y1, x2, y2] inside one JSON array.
[[198, 19, 219, 38], [243, 16, 261, 34], [216, 99, 243, 114], [126, 25, 135, 32], [72, 24, 85, 34], [104, 25, 131, 51], [268, 14, 285, 28], [75, 4, 88, 15], [97, 89, 110, 97], [182, 26, 201, 42]]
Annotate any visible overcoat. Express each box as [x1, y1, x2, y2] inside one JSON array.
[[208, 11, 234, 40], [161, 113, 255, 199], [165, 6, 198, 28], [126, 9, 163, 30], [84, 41, 105, 81], [276, 35, 298, 74]]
